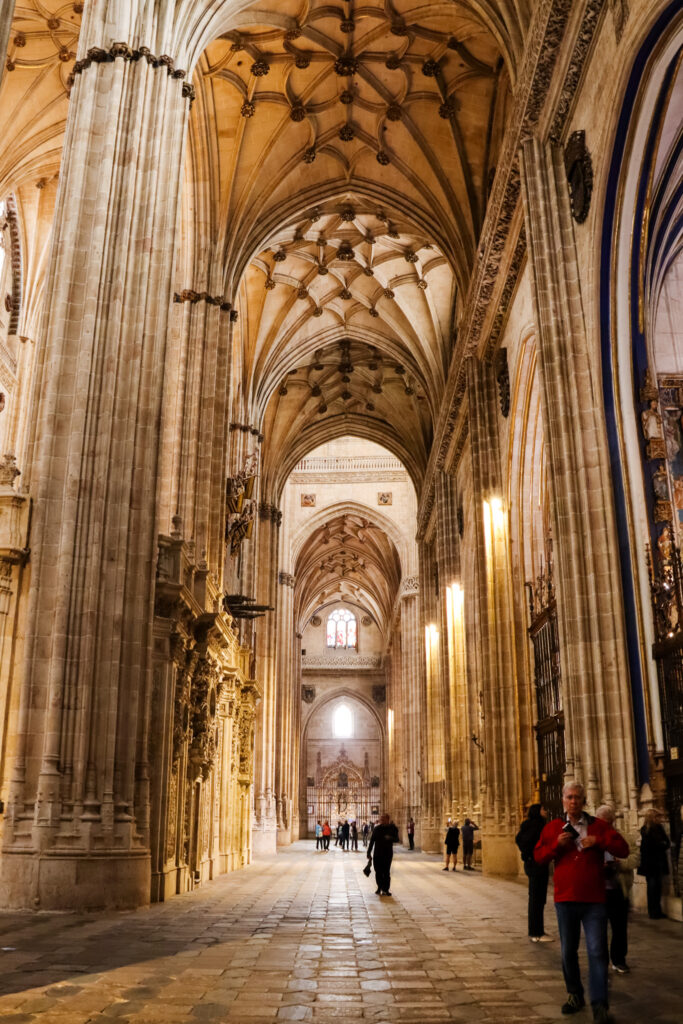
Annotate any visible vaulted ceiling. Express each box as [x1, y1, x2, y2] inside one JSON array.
[[294, 511, 402, 631], [193, 0, 512, 490]]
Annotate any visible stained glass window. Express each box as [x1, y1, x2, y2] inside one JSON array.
[[333, 703, 353, 738], [326, 608, 357, 649]]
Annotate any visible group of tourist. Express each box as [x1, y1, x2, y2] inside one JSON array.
[[517, 782, 672, 1024], [315, 818, 377, 851], [442, 817, 479, 871]]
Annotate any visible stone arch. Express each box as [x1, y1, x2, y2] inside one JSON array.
[[599, 1, 683, 788]]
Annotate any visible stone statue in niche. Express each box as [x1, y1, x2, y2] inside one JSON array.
[[657, 524, 673, 567], [653, 464, 669, 500], [674, 475, 683, 511], [642, 400, 663, 440], [664, 408, 682, 461], [301, 685, 315, 704]]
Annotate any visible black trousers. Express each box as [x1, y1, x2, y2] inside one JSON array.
[[646, 872, 664, 918], [525, 860, 549, 937], [408, 834, 414, 850], [605, 887, 629, 965], [374, 854, 393, 893]]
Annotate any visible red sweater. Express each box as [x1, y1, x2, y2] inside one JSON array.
[[534, 816, 629, 903]]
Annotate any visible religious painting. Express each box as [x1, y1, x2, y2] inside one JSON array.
[[301, 493, 316, 507], [658, 377, 683, 530]]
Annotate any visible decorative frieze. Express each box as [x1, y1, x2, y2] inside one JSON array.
[[302, 653, 382, 669], [173, 290, 233, 311], [67, 43, 194, 102]]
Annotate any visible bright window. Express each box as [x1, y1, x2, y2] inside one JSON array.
[[326, 608, 357, 649], [333, 702, 353, 738]]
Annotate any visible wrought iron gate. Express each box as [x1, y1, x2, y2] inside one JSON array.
[[526, 556, 565, 818], [648, 543, 683, 895]]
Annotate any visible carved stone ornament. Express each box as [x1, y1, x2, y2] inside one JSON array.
[[457, 505, 464, 537], [372, 685, 386, 705], [494, 348, 510, 418], [302, 685, 316, 704], [361, 615, 372, 626], [0, 453, 20, 487], [310, 614, 321, 627], [639, 369, 659, 403], [564, 130, 593, 224]]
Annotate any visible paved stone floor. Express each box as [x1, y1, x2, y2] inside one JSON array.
[[0, 843, 680, 1024]]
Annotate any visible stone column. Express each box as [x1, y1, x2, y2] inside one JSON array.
[[0, 1, 15, 89], [419, 540, 446, 852], [251, 502, 280, 855], [434, 470, 460, 817], [275, 570, 295, 845], [520, 137, 638, 816], [467, 356, 521, 874], [0, 30, 192, 909]]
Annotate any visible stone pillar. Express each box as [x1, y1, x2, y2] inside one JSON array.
[[0, 30, 192, 909], [398, 576, 421, 843], [419, 541, 446, 852], [275, 569, 295, 845], [467, 356, 521, 875], [434, 470, 460, 818], [0, 1, 15, 89], [520, 137, 638, 816], [251, 502, 280, 855]]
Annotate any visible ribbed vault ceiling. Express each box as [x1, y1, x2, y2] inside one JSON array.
[[198, 1, 510, 490], [295, 511, 402, 631]]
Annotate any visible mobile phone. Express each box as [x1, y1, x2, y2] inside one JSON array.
[[562, 822, 579, 839]]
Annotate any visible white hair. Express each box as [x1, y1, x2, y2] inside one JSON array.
[[562, 781, 586, 798], [596, 804, 614, 822]]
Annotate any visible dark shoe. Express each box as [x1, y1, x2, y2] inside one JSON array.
[[561, 994, 585, 1015], [375, 888, 381, 895], [442, 866, 449, 871], [592, 1004, 612, 1023], [452, 867, 457, 871], [611, 962, 629, 974], [384, 891, 391, 896]]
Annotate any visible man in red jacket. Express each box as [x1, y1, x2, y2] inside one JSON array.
[[534, 782, 628, 1024]]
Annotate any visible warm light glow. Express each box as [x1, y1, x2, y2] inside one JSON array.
[[491, 497, 505, 529], [428, 623, 439, 638], [333, 702, 353, 738], [387, 708, 394, 733], [448, 582, 464, 615]]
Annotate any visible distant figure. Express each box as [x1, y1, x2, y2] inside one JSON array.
[[461, 818, 479, 870], [315, 820, 323, 850], [638, 808, 670, 919], [596, 804, 638, 973], [443, 821, 460, 871], [341, 819, 350, 850], [335, 822, 342, 847], [515, 804, 551, 941], [322, 820, 331, 850], [362, 822, 369, 847], [350, 821, 358, 851], [367, 813, 400, 895], [407, 817, 415, 850]]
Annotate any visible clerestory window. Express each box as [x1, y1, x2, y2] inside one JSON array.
[[326, 607, 357, 649]]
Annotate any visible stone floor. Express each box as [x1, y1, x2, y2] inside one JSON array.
[[0, 843, 680, 1024]]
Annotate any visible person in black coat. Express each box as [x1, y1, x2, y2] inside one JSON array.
[[638, 808, 670, 918], [367, 813, 399, 895], [443, 821, 460, 871], [515, 803, 552, 942]]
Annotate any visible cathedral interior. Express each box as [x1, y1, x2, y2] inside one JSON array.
[[0, 0, 681, 939]]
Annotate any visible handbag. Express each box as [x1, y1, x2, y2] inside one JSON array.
[[363, 861, 372, 877]]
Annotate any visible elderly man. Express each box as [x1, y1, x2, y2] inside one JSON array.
[[535, 782, 628, 1024], [595, 804, 638, 974]]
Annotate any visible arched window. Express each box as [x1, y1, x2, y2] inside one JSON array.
[[326, 608, 357, 649], [333, 702, 353, 738]]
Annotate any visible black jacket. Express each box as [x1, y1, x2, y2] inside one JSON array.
[[368, 823, 399, 860], [445, 826, 460, 849], [638, 824, 670, 876], [515, 816, 546, 862]]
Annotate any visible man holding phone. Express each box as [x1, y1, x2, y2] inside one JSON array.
[[534, 782, 629, 1024]]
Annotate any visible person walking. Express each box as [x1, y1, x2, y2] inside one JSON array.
[[362, 821, 369, 848], [367, 813, 400, 895], [534, 781, 629, 1023], [637, 808, 670, 919], [335, 821, 342, 847], [315, 820, 323, 850], [461, 818, 479, 870], [322, 820, 331, 850], [516, 803, 552, 942], [595, 805, 638, 974], [341, 819, 350, 850], [443, 821, 460, 871], [350, 821, 358, 851], [407, 817, 415, 850]]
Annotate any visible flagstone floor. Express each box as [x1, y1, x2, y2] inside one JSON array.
[[0, 842, 680, 1023]]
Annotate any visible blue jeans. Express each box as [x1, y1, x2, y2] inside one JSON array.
[[555, 901, 608, 1007]]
